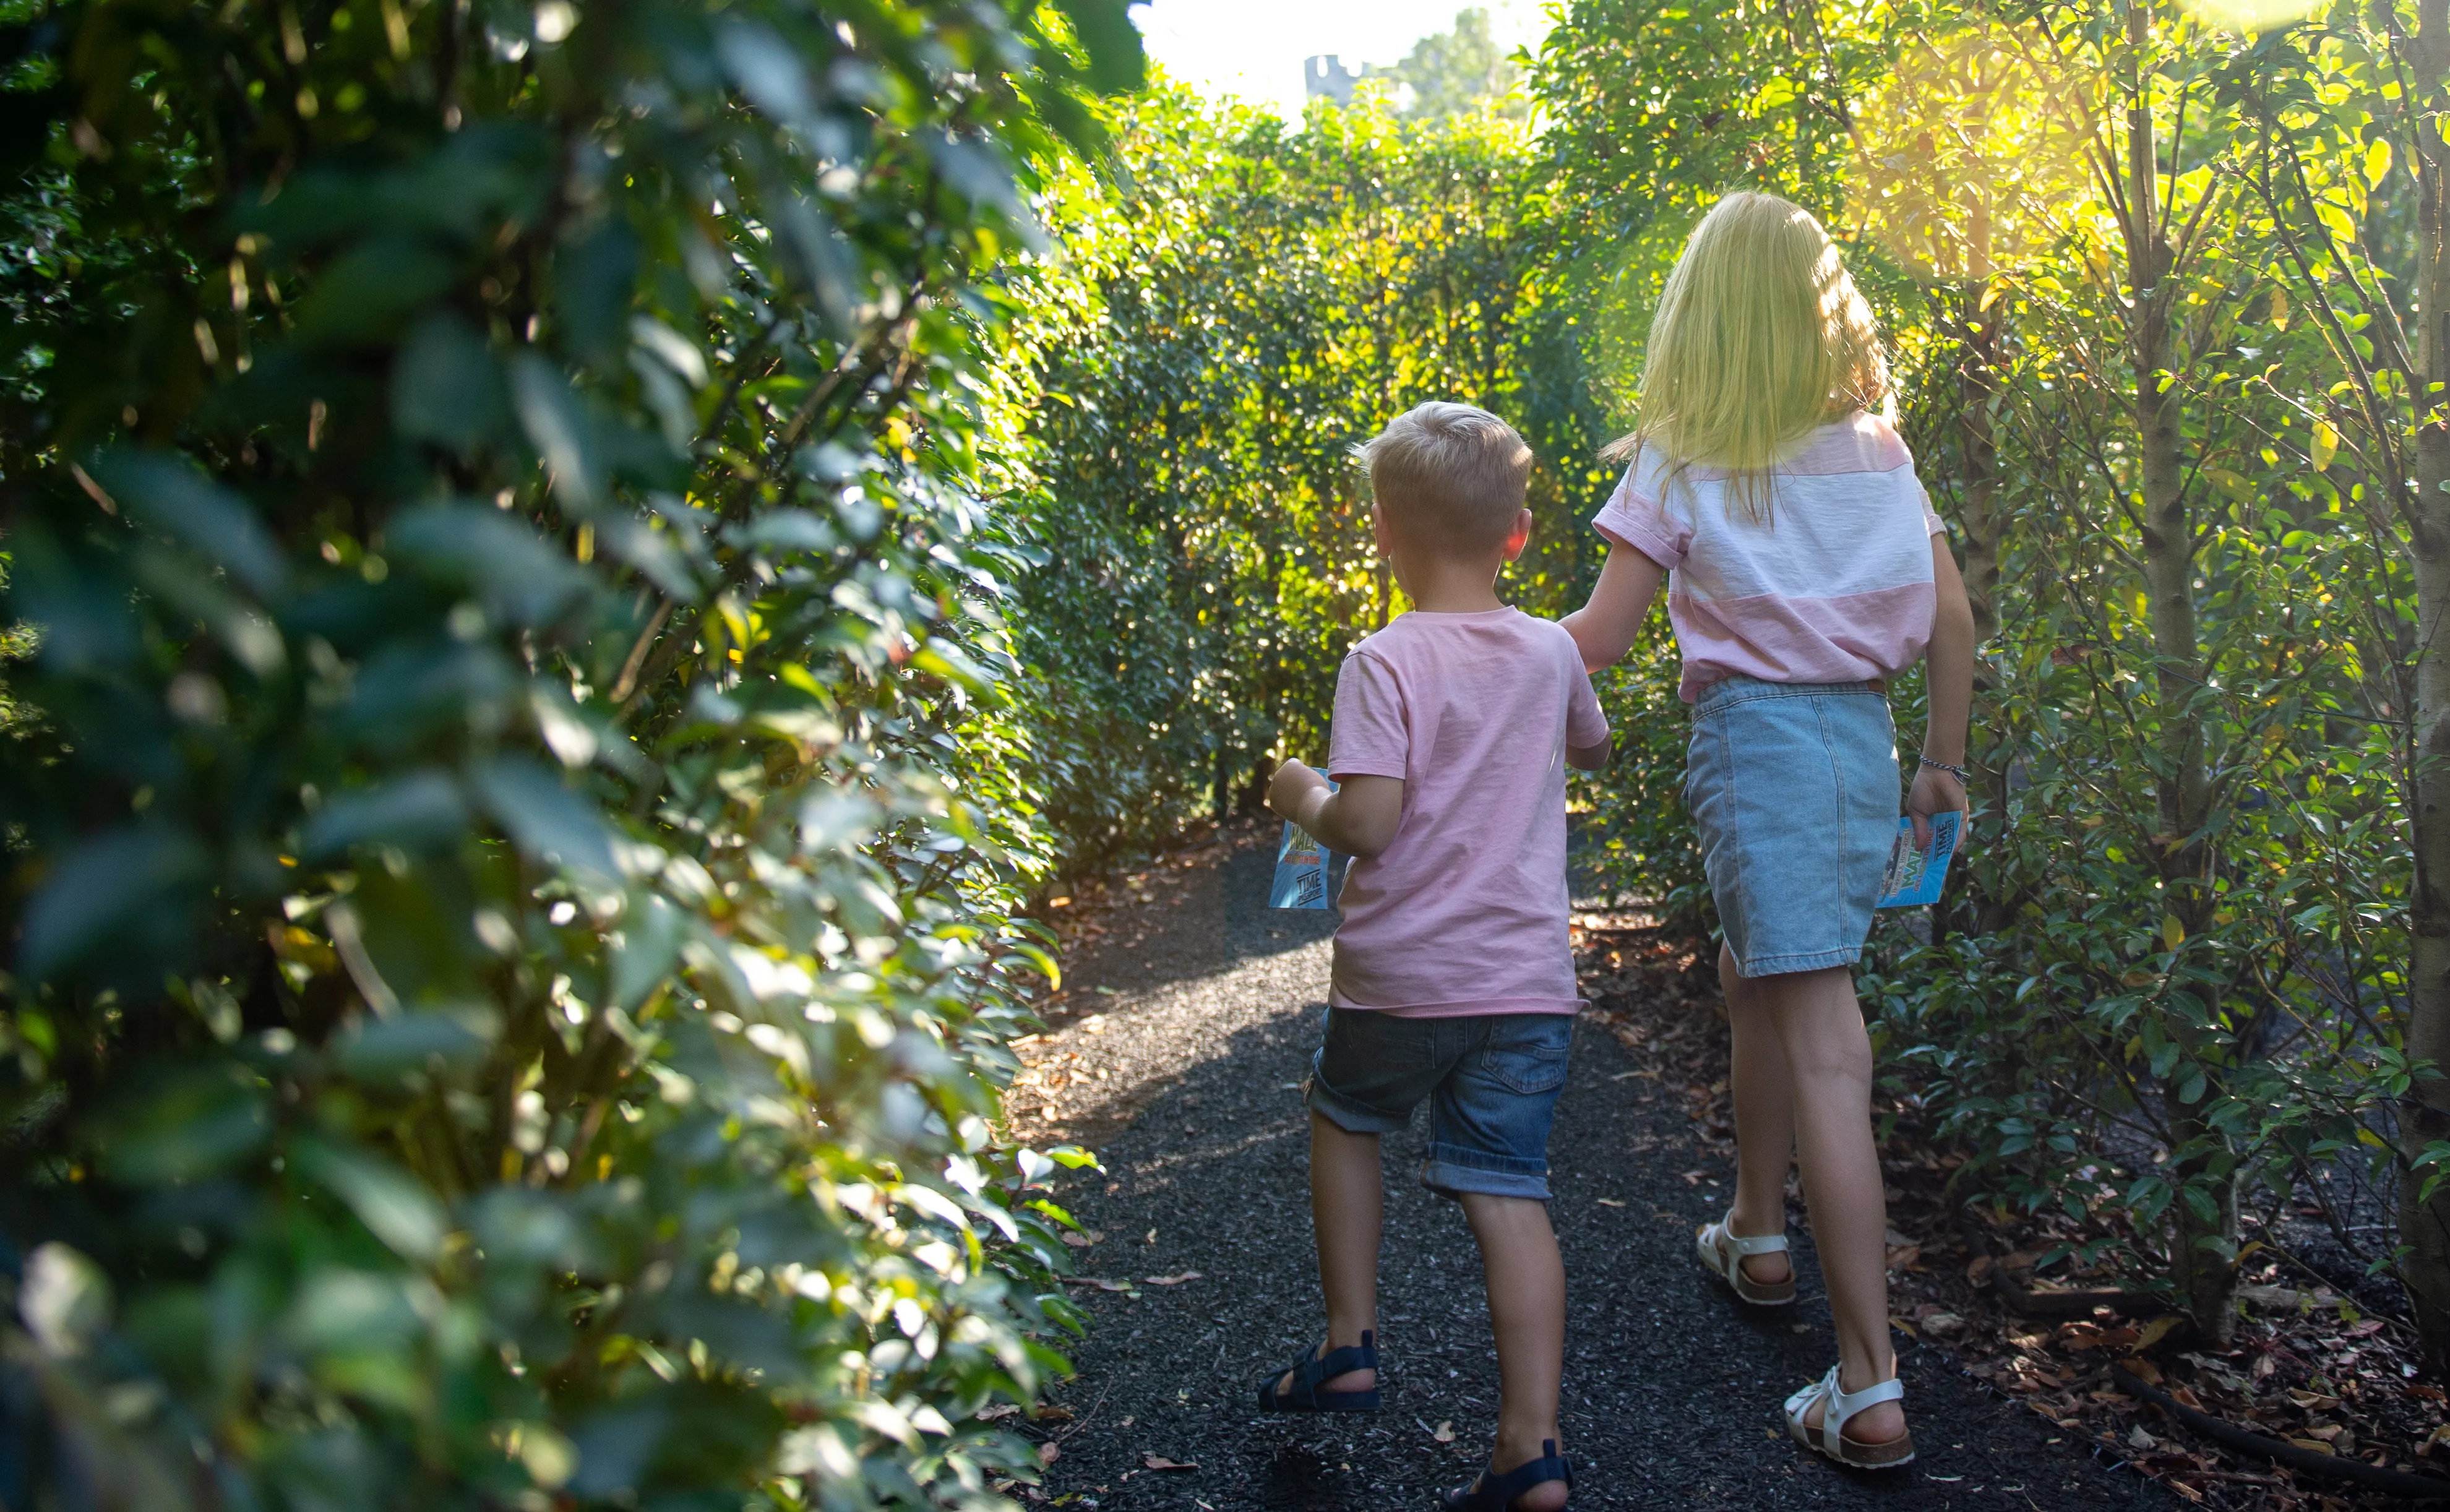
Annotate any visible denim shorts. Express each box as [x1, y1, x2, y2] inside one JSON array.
[[1684, 676, 1899, 977], [1305, 1008, 1575, 1201]]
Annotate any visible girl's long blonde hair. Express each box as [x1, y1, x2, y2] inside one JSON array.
[[1604, 191, 1889, 523]]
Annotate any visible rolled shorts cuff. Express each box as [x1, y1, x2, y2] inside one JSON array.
[[1737, 944, 1864, 977], [1421, 1142, 1552, 1201], [1306, 1076, 1410, 1135]]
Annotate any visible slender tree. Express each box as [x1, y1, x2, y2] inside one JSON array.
[[2399, 0, 2450, 1375]]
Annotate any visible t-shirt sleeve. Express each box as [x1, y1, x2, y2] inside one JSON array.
[[1327, 650, 1409, 781], [1919, 485, 1947, 538], [1589, 454, 1691, 569], [1566, 661, 1609, 750]]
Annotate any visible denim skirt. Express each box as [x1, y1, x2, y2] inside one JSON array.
[[1683, 676, 1899, 977]]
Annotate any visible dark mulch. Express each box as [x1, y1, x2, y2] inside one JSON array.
[[1007, 835, 2169, 1510]]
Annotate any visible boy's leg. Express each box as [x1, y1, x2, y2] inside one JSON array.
[[1282, 1109, 1382, 1394], [1752, 963, 1902, 1446], [1721, 942, 1795, 1286], [1459, 1194, 1568, 1512]]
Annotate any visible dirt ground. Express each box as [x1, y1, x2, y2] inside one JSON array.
[[996, 826, 2173, 1510]]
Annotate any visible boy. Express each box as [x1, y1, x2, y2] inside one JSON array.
[[1259, 402, 1609, 1512]]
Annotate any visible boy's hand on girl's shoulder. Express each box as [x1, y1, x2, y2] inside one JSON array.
[[1266, 758, 1329, 825]]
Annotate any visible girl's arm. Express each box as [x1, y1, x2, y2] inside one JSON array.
[[1560, 543, 1667, 674], [1907, 536, 1976, 847]]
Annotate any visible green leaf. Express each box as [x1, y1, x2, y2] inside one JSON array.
[[510, 356, 607, 513], [301, 771, 470, 859], [89, 1064, 270, 1185], [288, 234, 459, 347], [392, 316, 509, 450], [555, 220, 639, 370], [471, 756, 619, 878], [385, 504, 593, 627], [291, 1138, 450, 1263], [612, 891, 684, 1010], [19, 823, 210, 985], [335, 1012, 490, 1084], [1054, 0, 1148, 94], [89, 450, 287, 598]]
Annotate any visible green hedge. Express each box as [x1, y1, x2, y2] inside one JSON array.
[[0, 0, 1138, 1506]]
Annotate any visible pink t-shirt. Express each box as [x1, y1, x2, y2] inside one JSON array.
[[1325, 608, 1609, 1018], [1591, 412, 1946, 702]]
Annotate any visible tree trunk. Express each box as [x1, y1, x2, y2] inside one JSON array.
[[2399, 0, 2450, 1381], [2121, 0, 2235, 1341], [1952, 281, 2018, 942], [1954, 283, 2011, 858], [1956, 285, 2005, 659]]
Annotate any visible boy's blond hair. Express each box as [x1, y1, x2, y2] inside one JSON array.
[[1354, 402, 1534, 550], [1604, 191, 1889, 524]]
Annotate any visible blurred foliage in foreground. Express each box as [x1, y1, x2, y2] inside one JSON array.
[[0, 0, 1141, 1505]]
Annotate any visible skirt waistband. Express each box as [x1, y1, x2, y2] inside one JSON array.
[[1692, 674, 1888, 713]]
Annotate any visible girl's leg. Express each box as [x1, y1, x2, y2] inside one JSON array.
[[1279, 1109, 1382, 1395], [1459, 1193, 1568, 1512], [1751, 964, 1903, 1445], [1721, 942, 1795, 1287]]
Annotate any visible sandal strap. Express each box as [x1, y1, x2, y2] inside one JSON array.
[[1446, 1440, 1572, 1510], [1276, 1330, 1376, 1406], [1711, 1218, 1788, 1257], [1829, 1371, 1904, 1423], [1805, 1365, 1905, 1457]]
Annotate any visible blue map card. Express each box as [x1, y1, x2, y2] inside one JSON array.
[[1875, 809, 1962, 909], [1268, 820, 1346, 910]]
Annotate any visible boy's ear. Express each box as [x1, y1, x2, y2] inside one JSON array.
[[1502, 509, 1533, 561]]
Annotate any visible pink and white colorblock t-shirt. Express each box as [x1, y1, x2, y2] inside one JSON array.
[[1592, 412, 1946, 703], [1325, 608, 1610, 1018]]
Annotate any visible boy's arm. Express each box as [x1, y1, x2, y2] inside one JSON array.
[[1907, 535, 1975, 848], [1265, 760, 1404, 859], [1560, 543, 1667, 673]]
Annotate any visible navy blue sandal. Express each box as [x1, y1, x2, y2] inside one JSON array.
[[1253, 1330, 1381, 1413], [1438, 1440, 1573, 1510]]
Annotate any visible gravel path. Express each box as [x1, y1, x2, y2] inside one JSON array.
[[1015, 833, 2170, 1510]]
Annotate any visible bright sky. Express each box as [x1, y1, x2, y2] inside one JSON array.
[[1137, 0, 1554, 121]]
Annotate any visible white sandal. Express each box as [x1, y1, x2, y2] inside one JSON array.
[[1693, 1213, 1795, 1305], [1782, 1365, 1915, 1469]]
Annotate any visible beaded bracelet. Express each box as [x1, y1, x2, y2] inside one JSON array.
[[1919, 757, 1971, 781]]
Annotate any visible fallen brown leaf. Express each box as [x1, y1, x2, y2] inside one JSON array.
[[1143, 1455, 1197, 1472], [1143, 1272, 1205, 1286], [1433, 1420, 1456, 1443], [1038, 1443, 1060, 1466], [1595, 1198, 1627, 1208]]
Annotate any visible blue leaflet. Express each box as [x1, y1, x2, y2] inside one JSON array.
[[1876, 809, 1961, 909], [1269, 821, 1346, 910]]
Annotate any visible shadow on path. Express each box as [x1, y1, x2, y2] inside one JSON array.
[[1029, 842, 2170, 1510]]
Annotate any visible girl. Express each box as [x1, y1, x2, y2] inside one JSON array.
[[1562, 191, 1975, 1469]]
